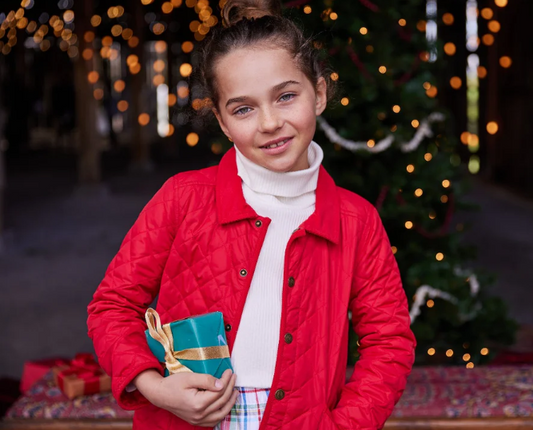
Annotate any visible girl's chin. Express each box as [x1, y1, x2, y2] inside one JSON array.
[[259, 157, 307, 173]]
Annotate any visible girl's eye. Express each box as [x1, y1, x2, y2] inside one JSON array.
[[234, 107, 251, 116], [279, 93, 295, 102]]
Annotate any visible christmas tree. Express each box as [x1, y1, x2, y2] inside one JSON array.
[[280, 0, 517, 366]]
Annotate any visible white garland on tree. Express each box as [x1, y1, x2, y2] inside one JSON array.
[[317, 112, 445, 154], [409, 270, 481, 324]]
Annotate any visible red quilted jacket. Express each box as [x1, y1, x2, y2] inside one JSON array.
[[87, 147, 416, 430]]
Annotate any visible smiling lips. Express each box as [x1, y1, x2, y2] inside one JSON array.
[[260, 137, 293, 149]]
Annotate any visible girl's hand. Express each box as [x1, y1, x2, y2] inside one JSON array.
[[133, 368, 238, 427]]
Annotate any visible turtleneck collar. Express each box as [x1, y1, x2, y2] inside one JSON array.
[[234, 141, 324, 198]]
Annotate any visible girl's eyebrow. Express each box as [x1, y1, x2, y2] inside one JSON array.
[[225, 80, 301, 109]]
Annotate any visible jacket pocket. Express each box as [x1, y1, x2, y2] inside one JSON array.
[[317, 404, 338, 430]]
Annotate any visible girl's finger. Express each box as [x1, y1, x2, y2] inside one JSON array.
[[202, 373, 237, 416], [191, 370, 234, 408], [203, 389, 240, 427]]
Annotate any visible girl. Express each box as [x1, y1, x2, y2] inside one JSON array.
[[87, 0, 416, 429]]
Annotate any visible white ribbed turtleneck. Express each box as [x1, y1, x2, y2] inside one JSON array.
[[231, 141, 324, 388]]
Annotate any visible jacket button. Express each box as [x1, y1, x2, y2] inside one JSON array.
[[274, 389, 285, 400], [255, 220, 262, 227], [225, 324, 232, 332], [284, 333, 293, 344], [288, 277, 295, 287], [240, 269, 248, 277]]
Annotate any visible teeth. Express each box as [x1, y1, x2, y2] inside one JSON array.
[[265, 139, 289, 149]]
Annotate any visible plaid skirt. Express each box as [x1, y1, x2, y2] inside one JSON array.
[[215, 387, 270, 430]]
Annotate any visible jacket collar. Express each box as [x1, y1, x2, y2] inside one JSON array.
[[216, 147, 340, 244]]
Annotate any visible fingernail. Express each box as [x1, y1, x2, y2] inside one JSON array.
[[215, 379, 223, 389]]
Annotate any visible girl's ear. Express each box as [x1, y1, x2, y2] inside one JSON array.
[[315, 76, 327, 116], [212, 107, 233, 141]]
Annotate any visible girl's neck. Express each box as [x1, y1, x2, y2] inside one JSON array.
[[234, 141, 323, 198]]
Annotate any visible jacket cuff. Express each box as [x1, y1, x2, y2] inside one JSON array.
[[113, 361, 164, 410]]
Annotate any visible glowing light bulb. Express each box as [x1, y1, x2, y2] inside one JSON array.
[[87, 71, 99, 84], [450, 77, 462, 89], [180, 63, 193, 77], [187, 132, 199, 147], [500, 56, 512, 68], [117, 101, 129, 112], [442, 13, 454, 25], [114, 80, 126, 92], [488, 20, 500, 33], [481, 8, 493, 19], [487, 122, 499, 134], [444, 42, 456, 55], [138, 113, 150, 126]]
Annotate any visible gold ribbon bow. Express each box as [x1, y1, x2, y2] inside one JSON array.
[[145, 308, 230, 374]]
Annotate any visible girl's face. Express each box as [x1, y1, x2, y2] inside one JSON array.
[[213, 46, 327, 172]]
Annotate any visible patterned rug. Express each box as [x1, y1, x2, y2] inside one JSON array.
[[391, 365, 533, 418], [5, 365, 533, 420], [6, 370, 133, 420]]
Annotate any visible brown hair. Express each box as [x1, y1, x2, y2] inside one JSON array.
[[194, 0, 337, 116]]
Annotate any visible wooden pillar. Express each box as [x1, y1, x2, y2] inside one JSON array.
[[73, 0, 101, 185]]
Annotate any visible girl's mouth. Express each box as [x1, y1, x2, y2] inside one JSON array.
[[260, 137, 293, 154]]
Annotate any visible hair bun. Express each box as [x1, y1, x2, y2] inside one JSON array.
[[222, 0, 282, 28]]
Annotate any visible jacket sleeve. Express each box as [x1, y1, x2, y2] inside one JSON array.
[[87, 176, 179, 410], [322, 205, 416, 429]]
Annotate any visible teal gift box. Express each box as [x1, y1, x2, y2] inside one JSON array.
[[144, 308, 233, 379]]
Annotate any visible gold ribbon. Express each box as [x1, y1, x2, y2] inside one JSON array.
[[145, 308, 230, 374]]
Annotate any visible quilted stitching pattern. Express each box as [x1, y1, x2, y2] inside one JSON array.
[[87, 152, 415, 430]]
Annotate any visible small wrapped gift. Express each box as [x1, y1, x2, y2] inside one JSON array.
[[145, 308, 233, 379], [21, 357, 69, 393], [53, 353, 111, 399]]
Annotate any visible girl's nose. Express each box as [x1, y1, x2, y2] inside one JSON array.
[[259, 108, 282, 133]]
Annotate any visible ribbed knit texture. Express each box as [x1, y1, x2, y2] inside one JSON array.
[[231, 142, 323, 388]]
